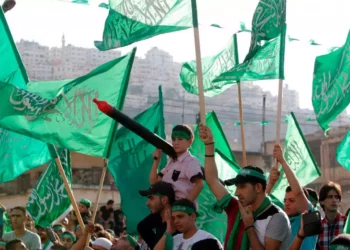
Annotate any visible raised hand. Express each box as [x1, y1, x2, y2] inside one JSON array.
[[199, 124, 213, 144]]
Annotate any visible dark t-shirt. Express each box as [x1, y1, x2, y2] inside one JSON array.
[[100, 206, 113, 221]]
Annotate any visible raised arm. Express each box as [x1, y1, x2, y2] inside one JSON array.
[[150, 149, 163, 184], [273, 144, 309, 213], [199, 124, 228, 201]]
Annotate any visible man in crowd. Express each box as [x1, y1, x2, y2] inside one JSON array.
[[99, 200, 115, 229], [60, 231, 76, 249], [271, 144, 318, 250], [317, 182, 347, 250], [5, 239, 27, 250], [199, 124, 290, 250], [3, 207, 40, 250], [35, 225, 53, 250], [112, 235, 139, 250], [138, 181, 176, 249], [154, 198, 222, 250]]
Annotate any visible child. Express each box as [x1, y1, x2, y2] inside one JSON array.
[[138, 125, 204, 249]]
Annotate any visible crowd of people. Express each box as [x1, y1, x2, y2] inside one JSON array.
[[1, 124, 348, 250]]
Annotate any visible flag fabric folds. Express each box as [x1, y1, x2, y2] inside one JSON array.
[[0, 48, 136, 158], [312, 30, 350, 132], [95, 0, 193, 50], [27, 148, 73, 227], [271, 113, 321, 201], [214, 0, 287, 83]]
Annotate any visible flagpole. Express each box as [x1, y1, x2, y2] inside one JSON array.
[[233, 34, 247, 166], [85, 159, 108, 246], [191, 0, 206, 125], [54, 153, 85, 231], [237, 82, 247, 166]]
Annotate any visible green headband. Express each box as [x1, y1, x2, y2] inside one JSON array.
[[80, 198, 91, 208], [238, 168, 267, 181], [330, 245, 350, 250], [61, 232, 76, 242], [124, 235, 137, 248], [53, 225, 65, 232], [172, 205, 196, 214], [171, 131, 191, 140], [0, 242, 6, 247]]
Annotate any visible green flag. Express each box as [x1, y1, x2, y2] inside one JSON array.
[[190, 111, 238, 164], [0, 48, 136, 157], [180, 34, 239, 97], [0, 7, 28, 88], [336, 130, 350, 171], [214, 0, 286, 83], [108, 86, 167, 234], [27, 148, 72, 227], [0, 8, 52, 183], [345, 212, 350, 234], [312, 30, 350, 132], [190, 111, 240, 242], [271, 113, 322, 201], [95, 0, 193, 50]]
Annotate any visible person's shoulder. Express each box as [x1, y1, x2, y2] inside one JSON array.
[[26, 230, 40, 237], [173, 233, 183, 241], [3, 231, 13, 239], [272, 206, 290, 223]]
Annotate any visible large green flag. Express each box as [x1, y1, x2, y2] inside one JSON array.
[[108, 86, 167, 234], [271, 113, 322, 201], [0, 48, 136, 157], [180, 34, 239, 97], [214, 0, 286, 83], [95, 0, 193, 50], [0, 8, 52, 183], [336, 130, 350, 171], [26, 148, 72, 227], [312, 30, 350, 132], [190, 111, 240, 242]]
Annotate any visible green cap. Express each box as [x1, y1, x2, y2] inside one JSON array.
[[80, 198, 92, 208]]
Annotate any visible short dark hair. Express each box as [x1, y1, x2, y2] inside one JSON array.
[[172, 125, 194, 139], [285, 186, 309, 198], [96, 230, 112, 241], [319, 182, 342, 209], [330, 234, 350, 247], [245, 165, 267, 191], [6, 240, 23, 250], [306, 188, 319, 204], [11, 206, 26, 216], [107, 199, 114, 205], [192, 239, 222, 250]]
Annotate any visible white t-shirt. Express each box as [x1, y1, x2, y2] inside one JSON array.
[[173, 229, 222, 250]]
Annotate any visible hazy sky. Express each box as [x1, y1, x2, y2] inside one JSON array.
[[3, 0, 350, 110]]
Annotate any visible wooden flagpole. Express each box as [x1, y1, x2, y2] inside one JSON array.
[[191, 0, 206, 125], [85, 159, 108, 246], [237, 82, 247, 166], [233, 34, 247, 166], [54, 150, 85, 231]]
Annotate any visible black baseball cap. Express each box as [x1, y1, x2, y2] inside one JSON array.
[[224, 166, 267, 186], [139, 181, 175, 203]]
